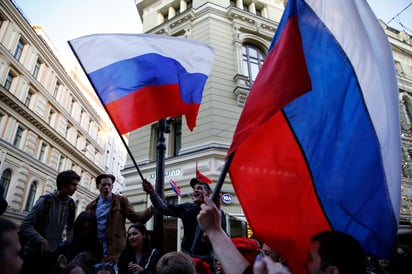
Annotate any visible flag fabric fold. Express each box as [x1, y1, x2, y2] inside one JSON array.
[[228, 0, 401, 273], [196, 161, 213, 184], [69, 34, 214, 133], [168, 178, 181, 196]]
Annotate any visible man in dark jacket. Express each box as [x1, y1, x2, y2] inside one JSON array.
[[19, 170, 80, 274], [142, 176, 226, 269]]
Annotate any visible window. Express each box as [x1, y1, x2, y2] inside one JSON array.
[[24, 181, 37, 211], [0, 169, 11, 197], [150, 118, 182, 159], [25, 89, 34, 106], [33, 59, 41, 78], [69, 99, 75, 114], [13, 126, 24, 147], [169, 118, 182, 157], [4, 70, 16, 90], [58, 156, 65, 171], [53, 81, 61, 98], [76, 134, 82, 148], [242, 43, 265, 85], [48, 109, 56, 124], [38, 142, 47, 161], [14, 38, 24, 60]]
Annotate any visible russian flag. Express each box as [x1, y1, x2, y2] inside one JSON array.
[[69, 34, 214, 133], [228, 0, 401, 273], [169, 178, 181, 196]]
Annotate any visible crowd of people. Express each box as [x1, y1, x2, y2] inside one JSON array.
[[1, 169, 412, 274]]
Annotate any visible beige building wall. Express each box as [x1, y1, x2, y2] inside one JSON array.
[[0, 0, 127, 223]]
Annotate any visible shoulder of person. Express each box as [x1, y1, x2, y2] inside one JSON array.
[[67, 197, 76, 209], [85, 196, 99, 209], [116, 194, 129, 203], [39, 193, 54, 207]]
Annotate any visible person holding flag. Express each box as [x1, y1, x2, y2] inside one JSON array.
[[197, 196, 367, 274], [224, 0, 401, 272], [142, 172, 226, 271]]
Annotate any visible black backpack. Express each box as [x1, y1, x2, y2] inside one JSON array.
[[18, 194, 76, 249]]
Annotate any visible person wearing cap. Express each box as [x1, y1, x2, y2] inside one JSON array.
[[142, 177, 226, 270]]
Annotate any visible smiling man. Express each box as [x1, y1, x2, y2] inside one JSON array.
[[86, 174, 153, 265], [142, 176, 226, 271]]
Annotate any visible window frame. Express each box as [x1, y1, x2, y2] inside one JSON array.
[[24, 181, 37, 211], [13, 126, 24, 147], [4, 70, 16, 90], [0, 169, 12, 197], [242, 43, 266, 86], [14, 38, 24, 60]]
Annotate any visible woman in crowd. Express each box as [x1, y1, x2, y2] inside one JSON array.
[[118, 223, 160, 274], [56, 211, 103, 270]]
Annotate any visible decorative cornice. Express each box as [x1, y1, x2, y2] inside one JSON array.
[[0, 87, 102, 174]]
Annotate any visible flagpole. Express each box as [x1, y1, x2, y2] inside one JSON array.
[[152, 118, 170, 252], [190, 152, 234, 254]]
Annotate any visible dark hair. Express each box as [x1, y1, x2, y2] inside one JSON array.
[[0, 217, 18, 260], [56, 170, 81, 190], [156, 251, 196, 274], [70, 251, 98, 274], [95, 174, 115, 187], [311, 231, 366, 274], [61, 261, 85, 274], [123, 223, 150, 253], [68, 212, 103, 262], [118, 223, 157, 274], [73, 211, 98, 239]]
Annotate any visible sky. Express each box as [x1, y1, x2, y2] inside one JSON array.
[[12, 0, 412, 62]]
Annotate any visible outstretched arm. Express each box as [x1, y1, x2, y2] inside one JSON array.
[[141, 179, 184, 218], [197, 197, 250, 274], [142, 179, 167, 212], [122, 195, 154, 224]]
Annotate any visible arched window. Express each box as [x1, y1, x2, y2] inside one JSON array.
[[242, 43, 265, 85], [25, 181, 37, 211], [0, 169, 11, 196]]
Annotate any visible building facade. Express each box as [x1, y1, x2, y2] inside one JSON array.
[[0, 0, 127, 224], [122, 0, 412, 252]]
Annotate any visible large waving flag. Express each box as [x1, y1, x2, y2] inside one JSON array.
[[69, 34, 214, 133], [228, 0, 401, 273]]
